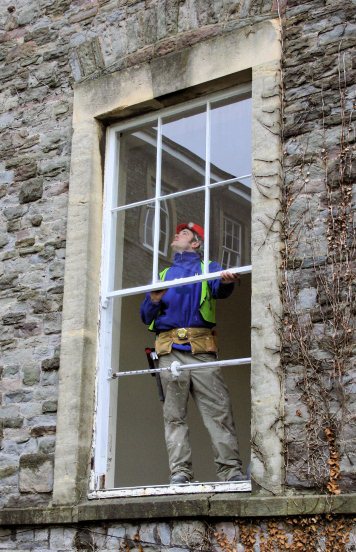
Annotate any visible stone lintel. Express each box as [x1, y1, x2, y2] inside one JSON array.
[[0, 495, 355, 526]]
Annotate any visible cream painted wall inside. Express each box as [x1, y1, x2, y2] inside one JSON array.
[[114, 274, 251, 487]]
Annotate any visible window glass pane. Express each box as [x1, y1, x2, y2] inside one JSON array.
[[210, 96, 251, 186], [210, 182, 251, 268], [116, 122, 157, 207], [161, 106, 206, 194], [112, 194, 206, 292], [221, 250, 229, 269], [113, 206, 154, 290], [161, 190, 205, 270], [112, 294, 169, 488], [143, 199, 170, 257]]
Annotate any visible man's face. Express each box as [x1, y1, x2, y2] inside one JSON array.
[[171, 229, 200, 253]]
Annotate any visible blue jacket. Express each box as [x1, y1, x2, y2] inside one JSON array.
[[140, 252, 234, 338]]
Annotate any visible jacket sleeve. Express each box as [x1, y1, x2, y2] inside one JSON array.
[[207, 261, 234, 299], [140, 294, 162, 325]]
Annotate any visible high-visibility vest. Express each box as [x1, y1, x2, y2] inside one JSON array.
[[148, 262, 216, 331]]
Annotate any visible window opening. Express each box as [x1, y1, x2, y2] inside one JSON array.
[[93, 85, 252, 496]]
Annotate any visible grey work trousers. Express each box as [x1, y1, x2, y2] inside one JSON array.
[[159, 350, 243, 481]]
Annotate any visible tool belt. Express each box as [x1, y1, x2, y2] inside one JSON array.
[[155, 327, 218, 356]]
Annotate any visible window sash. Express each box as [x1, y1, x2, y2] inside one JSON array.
[[103, 84, 252, 299]]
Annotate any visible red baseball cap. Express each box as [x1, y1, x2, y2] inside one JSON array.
[[176, 222, 204, 241]]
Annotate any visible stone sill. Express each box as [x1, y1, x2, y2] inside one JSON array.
[[1, 494, 355, 526]]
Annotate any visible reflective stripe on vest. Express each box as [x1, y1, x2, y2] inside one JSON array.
[[148, 262, 216, 331]]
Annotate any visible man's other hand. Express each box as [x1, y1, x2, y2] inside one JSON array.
[[220, 271, 240, 284], [150, 289, 167, 303]]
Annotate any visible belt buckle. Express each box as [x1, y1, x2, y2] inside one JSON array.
[[177, 328, 188, 340]]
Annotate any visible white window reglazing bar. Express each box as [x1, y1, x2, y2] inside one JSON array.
[[110, 174, 252, 214], [107, 265, 252, 298], [110, 357, 251, 379], [152, 117, 162, 283], [203, 101, 211, 273]]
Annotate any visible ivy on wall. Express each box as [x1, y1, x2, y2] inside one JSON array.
[[280, 42, 354, 493]]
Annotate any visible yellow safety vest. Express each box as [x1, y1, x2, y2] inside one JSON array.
[[148, 262, 216, 331]]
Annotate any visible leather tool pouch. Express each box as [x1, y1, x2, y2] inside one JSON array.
[[155, 329, 218, 356]]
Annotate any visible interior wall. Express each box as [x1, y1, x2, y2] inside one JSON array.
[[114, 275, 251, 487]]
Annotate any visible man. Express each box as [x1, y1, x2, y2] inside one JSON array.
[[140, 222, 244, 485]]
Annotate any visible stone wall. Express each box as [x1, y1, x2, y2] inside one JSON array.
[[0, 0, 276, 510], [0, 0, 354, 534], [281, 0, 355, 493], [0, 516, 355, 551]]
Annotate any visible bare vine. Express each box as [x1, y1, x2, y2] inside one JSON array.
[[105, 518, 354, 552], [280, 45, 355, 492]]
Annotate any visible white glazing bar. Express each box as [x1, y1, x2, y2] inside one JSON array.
[[110, 357, 251, 378], [107, 265, 252, 298], [152, 117, 162, 284], [110, 174, 252, 214], [203, 101, 211, 273]]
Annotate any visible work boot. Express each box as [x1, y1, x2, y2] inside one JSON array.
[[170, 473, 190, 485]]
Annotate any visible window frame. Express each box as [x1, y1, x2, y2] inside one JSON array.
[[94, 86, 253, 495], [52, 20, 282, 506]]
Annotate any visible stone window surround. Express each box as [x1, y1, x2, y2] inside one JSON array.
[[53, 19, 282, 507]]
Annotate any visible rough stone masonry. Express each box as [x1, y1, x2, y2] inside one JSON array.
[[0, 0, 355, 550]]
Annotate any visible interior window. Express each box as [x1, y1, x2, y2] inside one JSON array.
[[221, 216, 242, 269], [143, 195, 170, 257]]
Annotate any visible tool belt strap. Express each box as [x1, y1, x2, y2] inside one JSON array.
[[155, 327, 218, 356], [160, 327, 211, 340]]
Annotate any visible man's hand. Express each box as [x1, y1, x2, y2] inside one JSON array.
[[150, 289, 167, 303], [220, 271, 240, 284]]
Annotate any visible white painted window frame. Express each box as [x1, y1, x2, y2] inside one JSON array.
[[92, 85, 253, 496]]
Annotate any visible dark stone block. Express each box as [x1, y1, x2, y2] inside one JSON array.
[[41, 357, 60, 371], [0, 273, 18, 290], [29, 425, 56, 437], [19, 177, 43, 203], [42, 400, 58, 413], [2, 417, 23, 428], [13, 160, 37, 182], [75, 37, 105, 78], [2, 312, 26, 325], [15, 237, 35, 247], [30, 214, 42, 227]]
